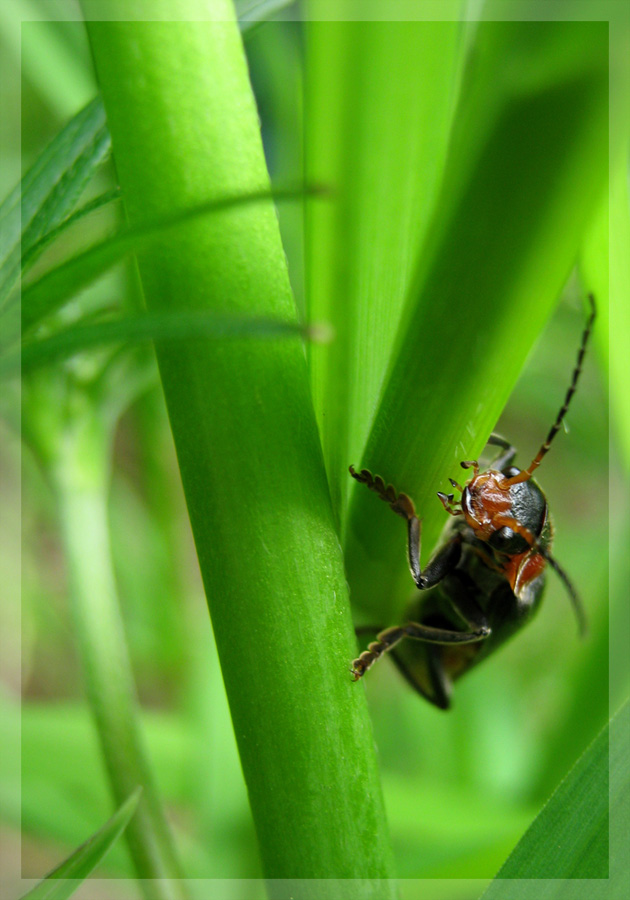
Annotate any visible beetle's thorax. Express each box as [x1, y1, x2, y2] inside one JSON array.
[[461, 469, 512, 540]]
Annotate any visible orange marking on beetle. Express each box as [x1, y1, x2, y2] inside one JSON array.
[[461, 470, 512, 540], [500, 548, 546, 594]]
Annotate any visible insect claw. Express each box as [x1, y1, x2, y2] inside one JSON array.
[[437, 491, 462, 516], [350, 661, 365, 681]]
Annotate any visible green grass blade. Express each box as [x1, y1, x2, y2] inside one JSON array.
[[0, 95, 110, 307], [47, 404, 187, 898], [84, 2, 395, 888], [236, 0, 296, 31], [3, 311, 311, 378], [19, 184, 323, 337], [21, 186, 121, 274], [21, 787, 141, 900], [343, 20, 609, 620], [305, 11, 464, 528], [0, 0, 299, 314], [480, 699, 629, 895]]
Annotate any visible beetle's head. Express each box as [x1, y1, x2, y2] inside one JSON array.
[[459, 466, 547, 554]]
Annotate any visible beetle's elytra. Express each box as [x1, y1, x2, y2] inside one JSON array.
[[349, 295, 595, 709]]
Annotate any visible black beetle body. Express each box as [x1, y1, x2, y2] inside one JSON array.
[[379, 464, 551, 709]]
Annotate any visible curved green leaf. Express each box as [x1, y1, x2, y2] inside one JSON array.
[[21, 787, 141, 900], [305, 11, 464, 529], [0, 0, 297, 315], [19, 184, 324, 337], [480, 700, 629, 897], [2, 310, 314, 378], [0, 96, 110, 307], [21, 187, 121, 274]]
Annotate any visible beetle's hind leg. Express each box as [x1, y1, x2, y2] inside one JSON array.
[[356, 625, 453, 707], [351, 625, 407, 680], [351, 617, 490, 680]]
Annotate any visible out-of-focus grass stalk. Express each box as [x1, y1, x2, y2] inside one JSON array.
[[49, 393, 186, 899], [83, 0, 396, 892]]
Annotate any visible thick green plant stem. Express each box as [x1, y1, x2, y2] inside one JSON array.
[[84, 2, 395, 892], [52, 402, 186, 899]]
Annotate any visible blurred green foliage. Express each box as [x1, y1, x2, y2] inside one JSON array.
[[1, 4, 626, 899]]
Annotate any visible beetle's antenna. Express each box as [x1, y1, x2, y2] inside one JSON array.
[[506, 295, 596, 485], [539, 547, 588, 638]]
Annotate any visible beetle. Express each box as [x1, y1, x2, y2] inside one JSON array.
[[349, 295, 595, 709]]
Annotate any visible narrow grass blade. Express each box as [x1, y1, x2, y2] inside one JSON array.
[[480, 700, 629, 896], [0, 96, 110, 306], [21, 787, 141, 900], [1, 0, 299, 313], [50, 412, 186, 897], [3, 311, 312, 378], [305, 11, 464, 528], [19, 184, 324, 336], [21, 186, 121, 274]]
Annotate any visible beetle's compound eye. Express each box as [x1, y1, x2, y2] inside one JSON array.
[[502, 466, 521, 479], [488, 525, 530, 555]]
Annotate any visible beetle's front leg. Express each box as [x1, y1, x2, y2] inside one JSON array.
[[349, 465, 416, 520], [407, 518, 463, 591], [349, 464, 462, 590]]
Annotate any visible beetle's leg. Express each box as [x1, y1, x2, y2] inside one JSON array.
[[403, 620, 489, 644], [351, 618, 489, 680], [349, 464, 489, 680], [351, 552, 491, 681], [409, 526, 462, 591], [351, 626, 407, 679], [487, 433, 517, 470], [352, 625, 455, 709], [348, 465, 416, 519], [348, 465, 462, 589], [437, 491, 463, 515]]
